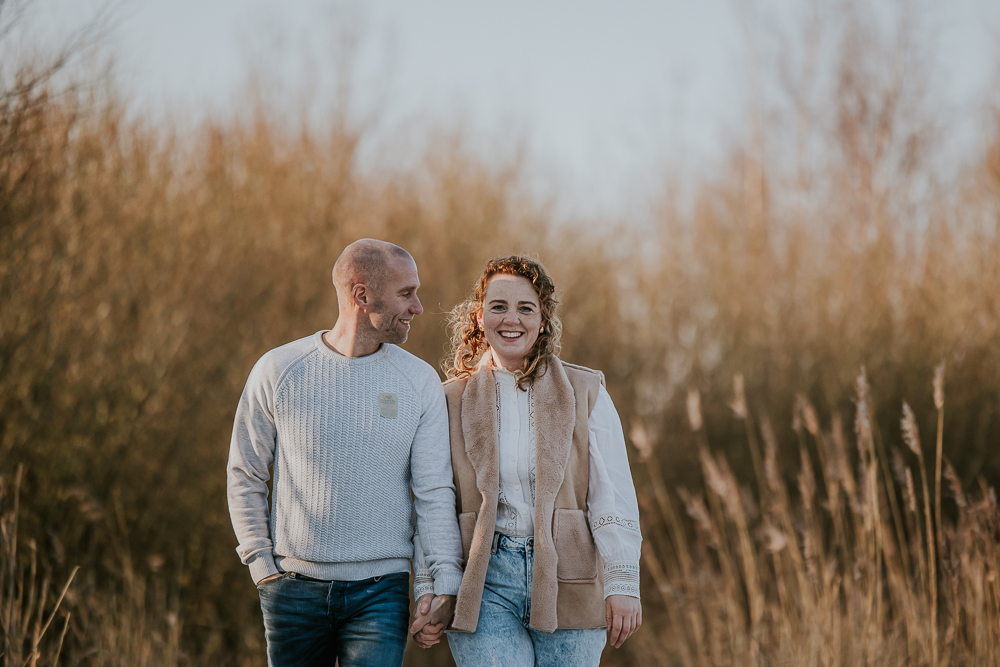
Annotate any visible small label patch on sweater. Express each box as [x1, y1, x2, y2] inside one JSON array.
[[378, 393, 398, 418]]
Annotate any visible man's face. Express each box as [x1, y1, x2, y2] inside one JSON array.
[[368, 255, 423, 344]]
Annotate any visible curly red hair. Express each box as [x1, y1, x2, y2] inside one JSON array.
[[445, 256, 562, 390]]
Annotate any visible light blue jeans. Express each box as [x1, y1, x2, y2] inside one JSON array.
[[447, 535, 606, 667]]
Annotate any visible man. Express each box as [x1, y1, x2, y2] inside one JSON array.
[[227, 239, 462, 666]]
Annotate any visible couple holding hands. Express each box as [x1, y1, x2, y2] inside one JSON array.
[[227, 240, 641, 667]]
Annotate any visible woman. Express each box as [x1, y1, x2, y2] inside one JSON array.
[[414, 255, 642, 666]]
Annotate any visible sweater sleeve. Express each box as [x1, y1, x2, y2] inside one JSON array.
[[409, 370, 464, 596], [586, 385, 642, 599], [227, 356, 281, 584]]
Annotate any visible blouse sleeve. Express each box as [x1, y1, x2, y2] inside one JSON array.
[[411, 525, 435, 599], [587, 384, 642, 599]]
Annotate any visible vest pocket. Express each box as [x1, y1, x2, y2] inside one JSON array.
[[553, 508, 599, 583], [458, 511, 477, 564]]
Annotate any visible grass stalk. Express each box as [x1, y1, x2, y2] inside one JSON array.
[[873, 423, 913, 584], [903, 401, 938, 664], [649, 459, 693, 578]]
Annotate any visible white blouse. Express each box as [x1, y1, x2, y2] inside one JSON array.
[[415, 366, 642, 600]]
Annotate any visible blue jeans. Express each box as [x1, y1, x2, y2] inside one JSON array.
[[258, 571, 410, 667], [447, 535, 606, 667]]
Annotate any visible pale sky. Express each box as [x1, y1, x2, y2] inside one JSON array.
[[18, 0, 1000, 216]]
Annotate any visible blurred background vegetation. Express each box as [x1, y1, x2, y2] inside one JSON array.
[[2, 0, 1000, 664]]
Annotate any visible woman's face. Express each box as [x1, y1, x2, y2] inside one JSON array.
[[478, 273, 543, 372]]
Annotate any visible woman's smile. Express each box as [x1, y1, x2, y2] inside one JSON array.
[[479, 274, 542, 371]]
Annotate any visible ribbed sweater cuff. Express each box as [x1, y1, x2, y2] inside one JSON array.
[[603, 560, 640, 599], [248, 552, 279, 584], [433, 569, 463, 596]]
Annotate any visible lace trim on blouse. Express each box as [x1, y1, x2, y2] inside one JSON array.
[[527, 384, 536, 506], [414, 571, 435, 598], [591, 513, 641, 535], [603, 560, 641, 599]]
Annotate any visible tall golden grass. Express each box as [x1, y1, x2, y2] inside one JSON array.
[[2, 1, 999, 664], [630, 369, 1000, 665]]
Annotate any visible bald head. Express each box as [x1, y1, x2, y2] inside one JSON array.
[[333, 239, 413, 305], [325, 239, 423, 352]]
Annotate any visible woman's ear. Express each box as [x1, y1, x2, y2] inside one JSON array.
[[476, 310, 484, 330]]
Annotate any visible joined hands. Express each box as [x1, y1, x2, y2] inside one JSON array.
[[409, 593, 640, 649], [409, 594, 456, 648]]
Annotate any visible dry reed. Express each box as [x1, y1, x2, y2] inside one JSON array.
[[2, 1, 1000, 665], [633, 371, 1000, 665]]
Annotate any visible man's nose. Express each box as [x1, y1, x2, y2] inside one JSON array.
[[411, 296, 424, 316]]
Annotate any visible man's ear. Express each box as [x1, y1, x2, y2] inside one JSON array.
[[352, 283, 370, 309]]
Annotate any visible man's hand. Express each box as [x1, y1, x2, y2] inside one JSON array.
[[605, 595, 641, 648], [257, 573, 283, 586], [410, 594, 456, 648]]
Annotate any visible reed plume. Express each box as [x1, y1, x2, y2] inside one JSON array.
[[903, 399, 938, 663], [686, 388, 703, 432]]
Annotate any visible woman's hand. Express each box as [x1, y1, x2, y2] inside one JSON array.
[[605, 595, 641, 648]]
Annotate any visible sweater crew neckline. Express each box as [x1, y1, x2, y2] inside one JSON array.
[[312, 330, 392, 365]]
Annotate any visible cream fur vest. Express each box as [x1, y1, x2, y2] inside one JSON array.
[[444, 355, 606, 633]]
